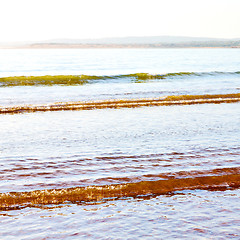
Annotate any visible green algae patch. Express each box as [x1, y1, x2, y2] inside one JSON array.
[[0, 75, 103, 86]]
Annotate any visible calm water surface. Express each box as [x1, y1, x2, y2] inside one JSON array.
[[1, 48, 239, 77]]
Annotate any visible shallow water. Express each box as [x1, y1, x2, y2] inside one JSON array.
[[0, 73, 240, 107], [0, 103, 239, 193], [0, 48, 239, 239], [1, 189, 239, 239]]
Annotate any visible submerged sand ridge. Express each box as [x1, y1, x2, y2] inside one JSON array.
[[1, 93, 240, 114], [0, 167, 239, 211]]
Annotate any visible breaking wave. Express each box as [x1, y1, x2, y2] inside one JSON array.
[[0, 71, 240, 86]]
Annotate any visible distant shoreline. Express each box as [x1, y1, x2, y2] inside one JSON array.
[[1, 43, 240, 49], [1, 36, 240, 49]]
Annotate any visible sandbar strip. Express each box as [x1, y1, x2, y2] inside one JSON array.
[[1, 94, 240, 114]]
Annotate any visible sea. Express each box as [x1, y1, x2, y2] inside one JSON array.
[[0, 48, 239, 239]]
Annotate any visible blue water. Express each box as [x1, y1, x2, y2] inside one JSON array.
[[0, 48, 240, 77], [0, 48, 239, 106]]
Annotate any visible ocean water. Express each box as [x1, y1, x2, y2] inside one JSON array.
[[0, 48, 240, 106], [0, 48, 240, 239]]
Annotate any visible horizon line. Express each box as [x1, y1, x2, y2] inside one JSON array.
[[1, 35, 240, 44]]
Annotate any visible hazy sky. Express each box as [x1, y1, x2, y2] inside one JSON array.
[[1, 0, 240, 42]]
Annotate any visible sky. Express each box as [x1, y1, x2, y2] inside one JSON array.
[[1, 0, 240, 42]]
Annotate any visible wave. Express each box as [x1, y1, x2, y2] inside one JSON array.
[[1, 93, 240, 114], [0, 167, 239, 211], [0, 71, 240, 86]]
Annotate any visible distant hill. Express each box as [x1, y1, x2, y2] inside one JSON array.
[[1, 36, 240, 48], [38, 36, 238, 44]]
